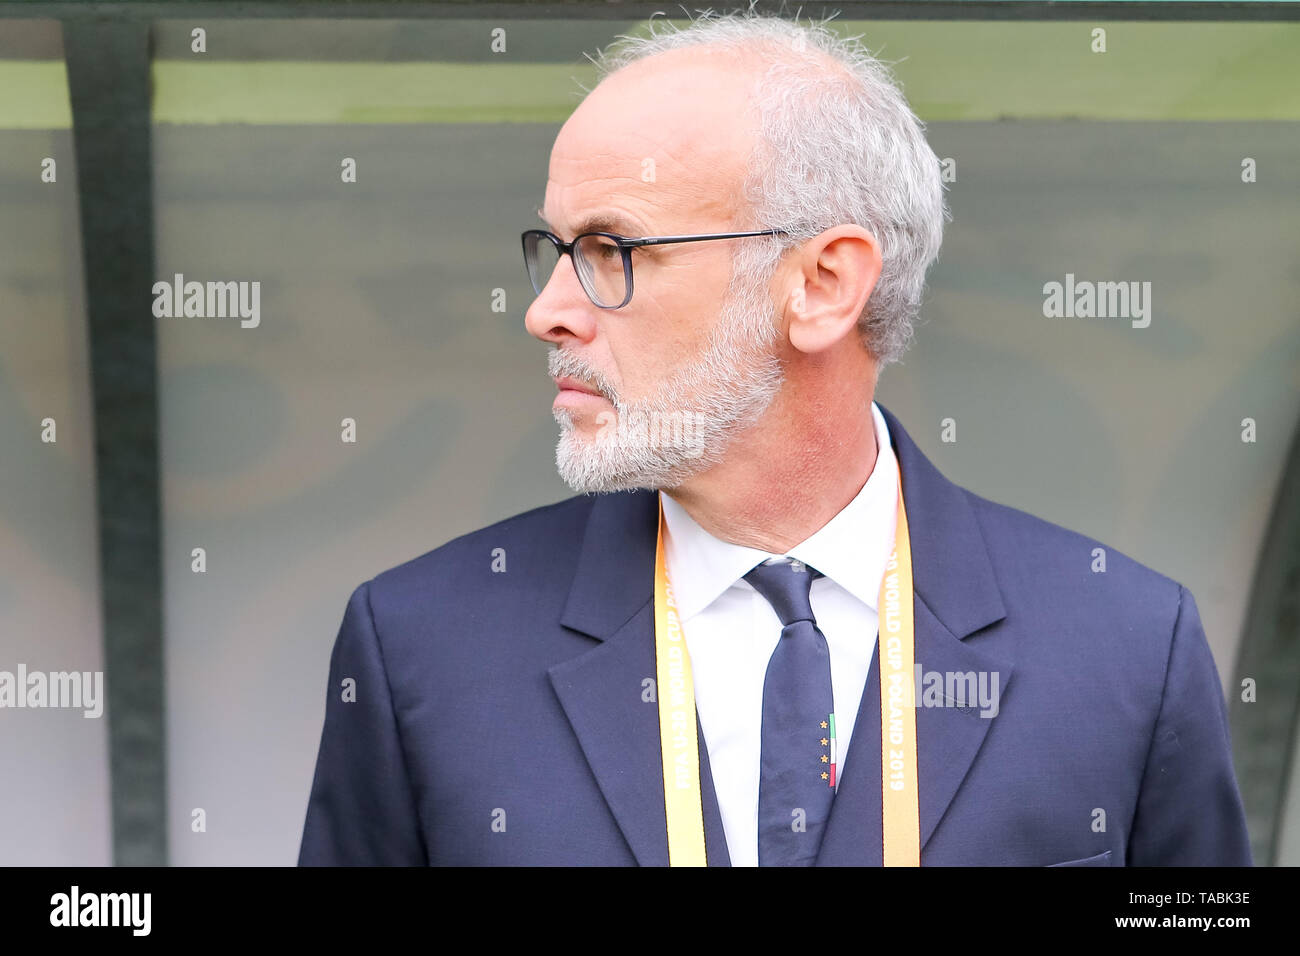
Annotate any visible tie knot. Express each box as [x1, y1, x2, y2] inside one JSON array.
[[743, 560, 823, 626]]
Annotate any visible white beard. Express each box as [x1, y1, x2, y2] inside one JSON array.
[[549, 263, 785, 493]]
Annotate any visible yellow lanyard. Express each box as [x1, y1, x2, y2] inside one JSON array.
[[653, 455, 919, 866]]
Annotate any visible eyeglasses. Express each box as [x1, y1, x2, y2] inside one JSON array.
[[521, 227, 789, 309]]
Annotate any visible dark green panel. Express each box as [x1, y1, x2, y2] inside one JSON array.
[[1232, 416, 1300, 865], [64, 17, 166, 867]]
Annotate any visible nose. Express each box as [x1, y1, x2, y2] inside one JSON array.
[[524, 251, 599, 346]]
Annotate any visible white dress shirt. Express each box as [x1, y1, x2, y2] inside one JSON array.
[[659, 400, 898, 866]]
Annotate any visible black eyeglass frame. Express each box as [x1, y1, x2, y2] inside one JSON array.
[[521, 227, 790, 310]]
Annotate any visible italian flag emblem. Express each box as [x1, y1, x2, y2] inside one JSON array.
[[822, 712, 837, 788]]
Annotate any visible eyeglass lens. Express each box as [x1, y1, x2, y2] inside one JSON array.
[[526, 233, 627, 308]]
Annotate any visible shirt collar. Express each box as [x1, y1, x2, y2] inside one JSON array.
[[659, 401, 898, 621]]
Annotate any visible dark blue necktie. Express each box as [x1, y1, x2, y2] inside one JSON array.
[[744, 560, 836, 866]]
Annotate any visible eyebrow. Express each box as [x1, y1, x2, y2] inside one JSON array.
[[535, 205, 647, 240]]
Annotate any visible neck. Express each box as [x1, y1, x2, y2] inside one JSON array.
[[664, 387, 879, 553]]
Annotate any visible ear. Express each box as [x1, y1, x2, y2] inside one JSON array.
[[783, 225, 882, 355]]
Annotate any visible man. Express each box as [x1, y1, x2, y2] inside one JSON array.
[[298, 11, 1251, 866]]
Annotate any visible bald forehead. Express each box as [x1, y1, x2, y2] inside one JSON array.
[[592, 46, 760, 144], [545, 48, 763, 233]]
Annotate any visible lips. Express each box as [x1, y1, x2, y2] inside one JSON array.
[[555, 377, 602, 397]]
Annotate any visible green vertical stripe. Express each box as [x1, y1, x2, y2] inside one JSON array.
[[66, 19, 167, 867]]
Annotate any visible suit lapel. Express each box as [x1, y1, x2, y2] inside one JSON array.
[[816, 404, 1014, 865], [548, 490, 731, 866]]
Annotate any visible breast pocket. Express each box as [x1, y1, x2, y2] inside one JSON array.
[[1046, 850, 1112, 867]]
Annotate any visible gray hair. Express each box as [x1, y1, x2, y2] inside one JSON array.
[[589, 6, 950, 369]]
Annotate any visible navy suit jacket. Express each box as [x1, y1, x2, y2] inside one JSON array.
[[298, 403, 1252, 866]]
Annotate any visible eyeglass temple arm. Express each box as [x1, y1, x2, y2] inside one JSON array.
[[626, 229, 789, 248]]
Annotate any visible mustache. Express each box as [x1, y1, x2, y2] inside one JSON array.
[[548, 349, 619, 403]]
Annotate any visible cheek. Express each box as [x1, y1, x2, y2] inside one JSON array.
[[610, 322, 704, 399], [611, 255, 732, 388]]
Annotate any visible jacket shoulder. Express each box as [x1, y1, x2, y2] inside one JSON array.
[[972, 486, 1181, 576], [962, 486, 1186, 621], [363, 493, 597, 599]]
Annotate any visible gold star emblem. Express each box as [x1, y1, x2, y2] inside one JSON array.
[[820, 720, 828, 729], [820, 738, 829, 746], [821, 772, 829, 780], [820, 755, 829, 763]]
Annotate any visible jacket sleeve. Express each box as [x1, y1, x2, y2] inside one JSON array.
[[298, 582, 428, 865], [1127, 584, 1252, 865]]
